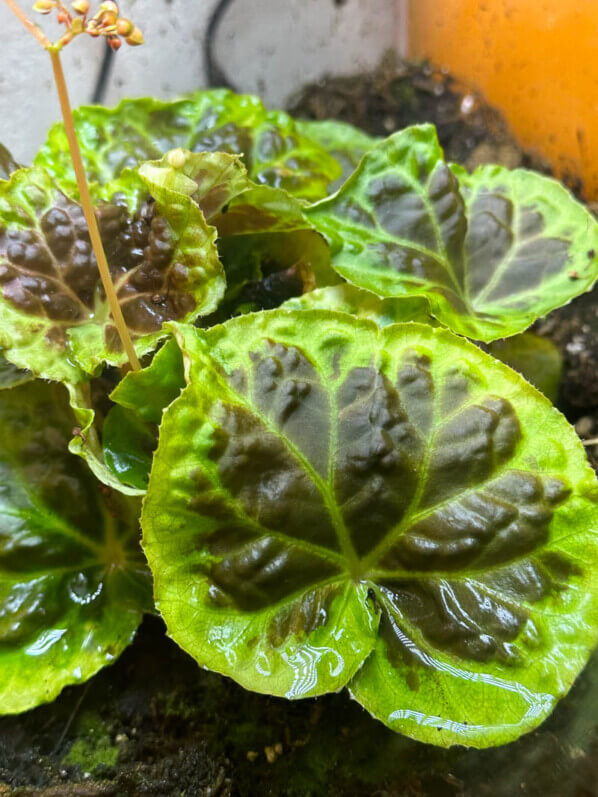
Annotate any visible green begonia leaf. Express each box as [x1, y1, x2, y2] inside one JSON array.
[[66, 381, 145, 497], [102, 405, 157, 491], [0, 380, 151, 714], [251, 110, 342, 200], [306, 125, 598, 342], [66, 339, 185, 495], [34, 90, 341, 204], [96, 339, 186, 492], [139, 149, 311, 235], [142, 310, 598, 748], [295, 119, 380, 191], [488, 333, 563, 402], [110, 338, 185, 425], [0, 164, 224, 381]]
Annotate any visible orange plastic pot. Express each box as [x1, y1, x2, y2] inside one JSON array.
[[407, 0, 598, 199]]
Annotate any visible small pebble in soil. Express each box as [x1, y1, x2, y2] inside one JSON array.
[[576, 416, 595, 439]]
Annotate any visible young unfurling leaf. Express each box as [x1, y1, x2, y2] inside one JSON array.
[[140, 149, 338, 305], [141, 310, 598, 748]]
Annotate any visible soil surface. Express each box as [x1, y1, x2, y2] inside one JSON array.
[[2, 57, 598, 796]]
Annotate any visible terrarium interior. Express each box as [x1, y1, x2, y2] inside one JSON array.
[[0, 1, 597, 795]]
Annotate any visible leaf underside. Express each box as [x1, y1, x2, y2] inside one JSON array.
[[0, 381, 151, 714], [141, 310, 598, 748], [0, 352, 31, 390], [306, 126, 598, 342]]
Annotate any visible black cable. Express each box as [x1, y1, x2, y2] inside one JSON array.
[[204, 0, 238, 90], [91, 0, 237, 104], [91, 40, 115, 104]]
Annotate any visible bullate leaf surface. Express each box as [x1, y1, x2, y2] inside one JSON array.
[[0, 166, 224, 381], [35, 91, 341, 203], [141, 310, 598, 747], [306, 126, 598, 341]]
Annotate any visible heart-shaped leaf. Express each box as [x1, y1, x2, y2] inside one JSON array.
[[34, 90, 341, 204], [306, 126, 598, 341], [0, 165, 224, 381], [141, 311, 598, 747], [0, 380, 151, 714]]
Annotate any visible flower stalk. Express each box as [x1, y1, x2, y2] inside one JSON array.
[[49, 47, 140, 369], [3, 0, 144, 371]]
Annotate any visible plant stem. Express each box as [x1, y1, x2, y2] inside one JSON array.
[[49, 47, 141, 371], [2, 0, 50, 48], [583, 437, 598, 447]]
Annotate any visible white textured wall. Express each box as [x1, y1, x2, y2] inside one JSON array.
[[0, 0, 398, 165]]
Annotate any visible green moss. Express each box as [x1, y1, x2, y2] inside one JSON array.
[[62, 710, 119, 772]]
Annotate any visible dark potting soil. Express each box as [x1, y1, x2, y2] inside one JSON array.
[[2, 58, 598, 796]]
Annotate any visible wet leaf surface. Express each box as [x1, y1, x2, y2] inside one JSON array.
[[102, 405, 157, 492], [0, 380, 151, 714], [141, 310, 598, 747]]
